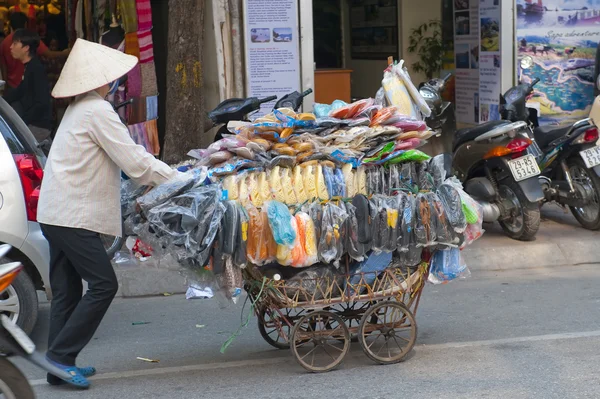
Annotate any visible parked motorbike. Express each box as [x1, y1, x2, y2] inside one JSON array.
[[452, 74, 544, 241], [0, 244, 71, 398], [211, 89, 313, 142], [515, 56, 600, 230], [419, 73, 455, 136]]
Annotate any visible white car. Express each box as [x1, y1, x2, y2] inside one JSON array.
[[0, 96, 50, 334]]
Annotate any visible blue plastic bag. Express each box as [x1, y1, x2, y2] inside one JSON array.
[[428, 248, 470, 284], [266, 201, 296, 246]]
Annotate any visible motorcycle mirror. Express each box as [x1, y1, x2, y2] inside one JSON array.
[[596, 74, 600, 91], [520, 56, 534, 70]]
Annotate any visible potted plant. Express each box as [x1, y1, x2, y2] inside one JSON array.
[[407, 20, 443, 79]]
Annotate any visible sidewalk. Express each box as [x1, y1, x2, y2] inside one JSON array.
[[113, 204, 600, 297]]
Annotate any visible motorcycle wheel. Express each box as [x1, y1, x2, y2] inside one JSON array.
[[568, 158, 600, 230], [0, 358, 35, 399], [498, 180, 540, 241]]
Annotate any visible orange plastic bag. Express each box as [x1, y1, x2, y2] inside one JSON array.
[[330, 98, 375, 120], [370, 107, 397, 127]]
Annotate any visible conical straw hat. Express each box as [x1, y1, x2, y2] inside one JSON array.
[[52, 38, 138, 98]]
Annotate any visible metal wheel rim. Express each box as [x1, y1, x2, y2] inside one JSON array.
[[259, 308, 306, 349], [100, 234, 121, 255], [570, 165, 600, 223], [359, 302, 416, 364], [0, 286, 20, 324], [499, 185, 524, 233], [291, 311, 350, 373], [0, 377, 18, 399]]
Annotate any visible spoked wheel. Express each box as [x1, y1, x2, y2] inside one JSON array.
[[358, 301, 417, 365], [498, 181, 540, 241], [568, 158, 600, 230], [258, 307, 307, 350], [291, 311, 350, 373], [330, 301, 373, 342], [100, 234, 124, 259]]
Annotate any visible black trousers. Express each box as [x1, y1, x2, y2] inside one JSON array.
[[40, 224, 118, 366]]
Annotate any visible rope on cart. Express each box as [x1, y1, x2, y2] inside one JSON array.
[[220, 276, 268, 353]]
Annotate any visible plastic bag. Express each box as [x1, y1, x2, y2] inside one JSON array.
[[296, 212, 318, 266], [318, 203, 348, 265], [391, 118, 428, 132], [277, 216, 304, 266], [370, 107, 400, 127], [314, 103, 333, 118], [385, 150, 432, 165], [428, 248, 471, 284], [137, 168, 207, 215], [233, 204, 249, 267], [393, 62, 432, 118], [246, 205, 272, 265], [429, 154, 450, 188], [266, 201, 296, 247], [443, 177, 484, 246], [414, 193, 434, 247], [330, 98, 375, 120], [438, 182, 468, 234], [344, 202, 368, 261], [285, 264, 343, 301], [375, 87, 387, 107], [143, 184, 225, 267], [382, 70, 418, 119], [307, 201, 323, 244], [417, 162, 434, 192], [429, 192, 458, 247], [323, 166, 336, 199], [220, 201, 239, 256], [347, 251, 393, 295]]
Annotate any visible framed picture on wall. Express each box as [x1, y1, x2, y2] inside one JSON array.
[[350, 0, 399, 60]]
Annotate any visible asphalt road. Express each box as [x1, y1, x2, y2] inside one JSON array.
[[10, 265, 600, 398]]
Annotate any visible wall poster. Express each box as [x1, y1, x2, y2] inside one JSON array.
[[517, 0, 599, 126], [243, 0, 301, 118], [479, 0, 502, 122], [453, 0, 480, 124]]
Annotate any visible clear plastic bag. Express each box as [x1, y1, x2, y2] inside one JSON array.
[[392, 62, 432, 118], [395, 138, 427, 151], [385, 150, 432, 165], [344, 202, 368, 261], [143, 184, 225, 267], [285, 264, 344, 301], [318, 203, 348, 265], [429, 192, 458, 247], [330, 98, 375, 120], [266, 201, 296, 247], [375, 87, 387, 107], [233, 204, 249, 267], [429, 154, 450, 189], [246, 205, 274, 265], [414, 193, 435, 247], [296, 212, 319, 266], [220, 201, 239, 256], [347, 251, 393, 295], [437, 182, 468, 234], [382, 70, 418, 119], [428, 248, 471, 284], [137, 168, 208, 215], [417, 162, 434, 192], [391, 118, 428, 132]]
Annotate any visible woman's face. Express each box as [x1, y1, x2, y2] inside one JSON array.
[[49, 39, 59, 51]]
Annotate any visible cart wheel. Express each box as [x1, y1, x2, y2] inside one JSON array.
[[290, 311, 350, 373], [358, 301, 417, 365], [332, 301, 373, 342], [258, 307, 306, 350]]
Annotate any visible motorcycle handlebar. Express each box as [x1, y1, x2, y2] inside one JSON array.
[[259, 95, 277, 104], [531, 78, 540, 87], [301, 89, 313, 97], [442, 73, 452, 82]]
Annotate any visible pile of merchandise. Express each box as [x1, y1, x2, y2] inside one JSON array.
[[122, 60, 483, 302]]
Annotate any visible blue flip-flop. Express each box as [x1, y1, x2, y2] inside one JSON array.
[[45, 358, 90, 389]]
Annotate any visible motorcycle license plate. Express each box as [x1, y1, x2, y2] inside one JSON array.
[[580, 146, 600, 168], [0, 315, 35, 354], [508, 155, 541, 182]]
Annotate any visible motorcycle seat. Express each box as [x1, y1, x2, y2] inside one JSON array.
[[533, 125, 571, 150], [453, 120, 509, 151]]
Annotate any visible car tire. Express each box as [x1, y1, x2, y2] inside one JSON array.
[[0, 267, 39, 335]]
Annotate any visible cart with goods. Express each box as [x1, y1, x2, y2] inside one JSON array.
[[119, 59, 483, 373]]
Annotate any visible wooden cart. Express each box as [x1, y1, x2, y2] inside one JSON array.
[[244, 257, 430, 373]]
